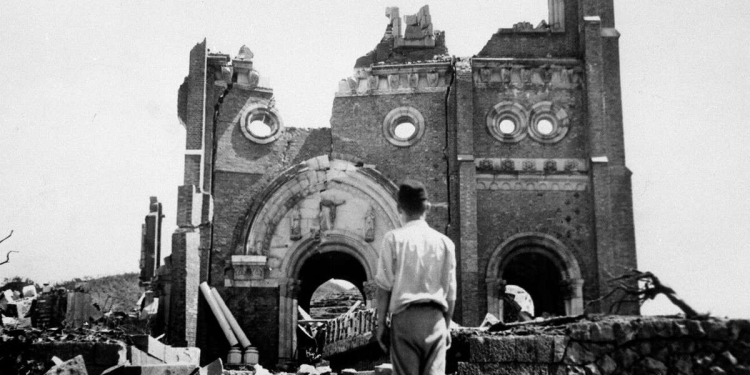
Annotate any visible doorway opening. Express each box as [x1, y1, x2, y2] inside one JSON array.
[[502, 249, 565, 318]]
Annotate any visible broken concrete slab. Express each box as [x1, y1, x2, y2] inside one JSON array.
[[44, 354, 88, 375]]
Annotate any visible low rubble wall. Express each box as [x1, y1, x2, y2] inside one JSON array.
[[452, 316, 750, 375]]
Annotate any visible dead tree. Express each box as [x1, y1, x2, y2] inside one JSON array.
[[0, 230, 17, 266], [589, 268, 702, 319]]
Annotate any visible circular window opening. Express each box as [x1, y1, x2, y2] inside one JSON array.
[[537, 119, 554, 135], [309, 279, 365, 319], [393, 121, 417, 140], [498, 119, 516, 134], [248, 119, 273, 138], [383, 107, 425, 147]]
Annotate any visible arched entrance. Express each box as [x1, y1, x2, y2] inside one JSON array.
[[279, 237, 380, 363], [486, 233, 584, 322], [233, 155, 401, 363], [297, 248, 368, 313]]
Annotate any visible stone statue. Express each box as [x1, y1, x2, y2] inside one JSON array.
[[290, 206, 302, 240], [364, 206, 375, 242], [318, 198, 346, 233]]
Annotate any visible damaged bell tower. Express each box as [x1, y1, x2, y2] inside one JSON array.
[[152, 0, 637, 367]]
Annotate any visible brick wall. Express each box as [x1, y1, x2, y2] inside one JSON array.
[[476, 1, 581, 58], [330, 93, 450, 234]]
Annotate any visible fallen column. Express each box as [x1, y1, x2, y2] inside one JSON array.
[[199, 282, 239, 347]]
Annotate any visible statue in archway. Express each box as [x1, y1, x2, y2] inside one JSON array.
[[290, 205, 302, 240], [364, 206, 375, 242], [318, 197, 346, 232]]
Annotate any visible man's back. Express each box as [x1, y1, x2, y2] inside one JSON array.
[[380, 220, 456, 315]]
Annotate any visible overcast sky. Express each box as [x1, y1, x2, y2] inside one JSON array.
[[1, 1, 748, 318]]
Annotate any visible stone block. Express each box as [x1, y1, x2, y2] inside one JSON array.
[[164, 347, 201, 365], [467, 336, 515, 362], [612, 321, 637, 344], [589, 323, 615, 342], [670, 355, 693, 375], [130, 335, 167, 362], [44, 355, 88, 375], [614, 348, 639, 369], [632, 357, 667, 375], [596, 355, 616, 375], [535, 336, 556, 363], [552, 336, 569, 362], [128, 346, 165, 365], [515, 336, 538, 362], [565, 342, 596, 365]]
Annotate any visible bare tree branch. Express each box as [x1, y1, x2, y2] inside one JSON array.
[[0, 230, 13, 246], [587, 268, 703, 318], [0, 251, 18, 266], [0, 230, 17, 266]]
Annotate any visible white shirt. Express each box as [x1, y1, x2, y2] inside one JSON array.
[[374, 220, 457, 315]]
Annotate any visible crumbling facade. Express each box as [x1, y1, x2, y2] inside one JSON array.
[[156, 1, 637, 366]]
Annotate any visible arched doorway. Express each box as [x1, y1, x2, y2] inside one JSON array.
[[229, 155, 400, 364], [297, 251, 367, 313], [295, 250, 369, 362], [486, 233, 584, 322], [278, 236, 381, 363]]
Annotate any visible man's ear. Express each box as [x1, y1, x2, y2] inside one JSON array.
[[423, 201, 432, 212]]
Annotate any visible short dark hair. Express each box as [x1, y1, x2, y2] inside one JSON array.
[[398, 180, 429, 216]]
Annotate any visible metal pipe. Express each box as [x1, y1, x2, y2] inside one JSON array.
[[199, 282, 239, 347], [211, 287, 252, 349]]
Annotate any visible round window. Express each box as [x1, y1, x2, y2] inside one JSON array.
[[498, 119, 516, 134], [528, 102, 569, 143], [248, 119, 273, 138], [486, 102, 528, 143], [393, 120, 417, 140], [239, 103, 284, 144], [536, 119, 554, 135], [383, 107, 425, 147]]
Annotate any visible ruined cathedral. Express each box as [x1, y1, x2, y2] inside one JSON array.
[[146, 0, 637, 366]]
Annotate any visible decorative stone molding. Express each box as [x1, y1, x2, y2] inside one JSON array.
[[485, 102, 528, 143], [472, 58, 583, 90], [382, 106, 426, 147], [475, 158, 588, 174], [336, 62, 451, 97], [231, 255, 267, 281], [528, 101, 570, 143], [476, 174, 588, 192], [238, 102, 284, 144]]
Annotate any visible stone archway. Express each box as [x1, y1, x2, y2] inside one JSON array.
[[278, 235, 381, 362], [227, 155, 400, 363], [485, 233, 584, 321]]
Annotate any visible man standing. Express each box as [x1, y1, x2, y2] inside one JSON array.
[[375, 180, 456, 375]]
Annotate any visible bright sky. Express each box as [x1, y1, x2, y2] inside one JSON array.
[[1, 1, 748, 318]]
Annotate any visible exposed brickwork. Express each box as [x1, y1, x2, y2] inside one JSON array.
[[477, 2, 580, 58], [330, 93, 449, 233]]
